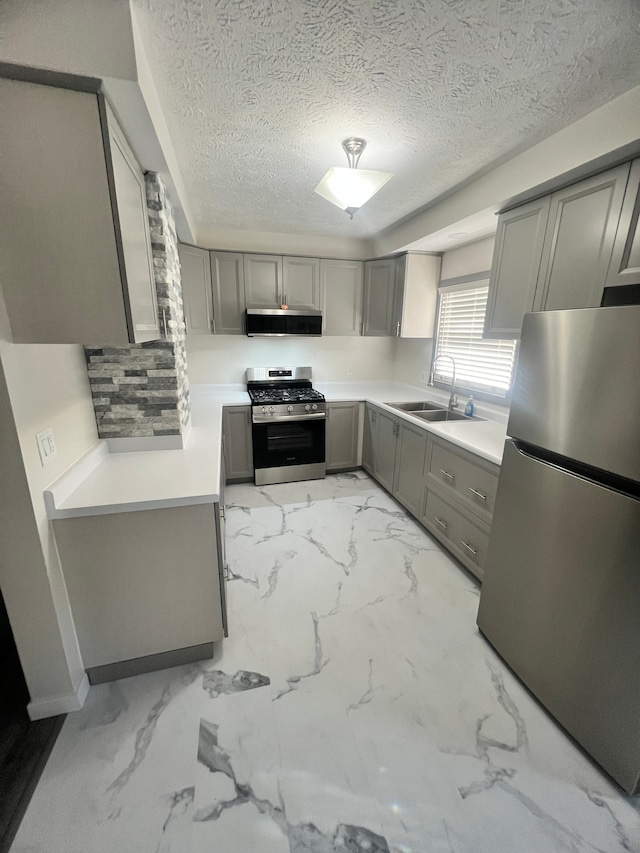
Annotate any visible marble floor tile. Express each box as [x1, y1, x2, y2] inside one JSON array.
[[11, 472, 640, 853]]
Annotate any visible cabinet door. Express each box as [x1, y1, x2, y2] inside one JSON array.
[[222, 407, 254, 481], [321, 259, 363, 335], [363, 259, 395, 335], [606, 159, 640, 287], [244, 254, 282, 307], [362, 405, 377, 474], [375, 410, 397, 492], [0, 79, 130, 344], [179, 244, 212, 335], [391, 255, 406, 337], [326, 402, 359, 471], [484, 197, 550, 339], [283, 256, 321, 310], [211, 251, 246, 335], [393, 421, 428, 517], [107, 105, 160, 343], [535, 164, 630, 312]]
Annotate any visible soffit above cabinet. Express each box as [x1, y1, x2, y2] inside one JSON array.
[[131, 0, 640, 240]]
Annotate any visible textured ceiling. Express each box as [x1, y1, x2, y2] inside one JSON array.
[[132, 0, 640, 240]]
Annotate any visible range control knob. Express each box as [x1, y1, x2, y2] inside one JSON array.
[[287, 405, 293, 412], [312, 404, 318, 411], [305, 404, 311, 411], [270, 406, 275, 412], [262, 406, 267, 413]]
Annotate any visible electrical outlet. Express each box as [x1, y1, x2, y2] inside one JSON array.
[[347, 365, 353, 376], [421, 371, 429, 384], [36, 427, 57, 466]]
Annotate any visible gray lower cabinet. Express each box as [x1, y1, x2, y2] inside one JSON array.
[[211, 251, 245, 335], [363, 404, 428, 517], [374, 409, 397, 492], [1, 78, 159, 345], [363, 259, 396, 335], [326, 402, 360, 471], [222, 406, 254, 482], [321, 259, 363, 335], [363, 404, 499, 581], [606, 158, 640, 287], [421, 435, 500, 580], [393, 419, 428, 517], [484, 197, 551, 339]]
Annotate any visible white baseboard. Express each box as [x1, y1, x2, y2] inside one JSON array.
[[27, 672, 90, 720]]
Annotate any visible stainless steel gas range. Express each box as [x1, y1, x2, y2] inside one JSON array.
[[246, 367, 326, 486]]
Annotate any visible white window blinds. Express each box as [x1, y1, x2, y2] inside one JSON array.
[[433, 282, 517, 398]]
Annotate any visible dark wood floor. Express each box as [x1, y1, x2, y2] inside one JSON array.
[[0, 594, 65, 853]]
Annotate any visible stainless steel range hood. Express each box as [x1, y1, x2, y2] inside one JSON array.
[[245, 308, 323, 337]]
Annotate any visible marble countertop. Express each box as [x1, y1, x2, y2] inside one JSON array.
[[44, 382, 508, 518]]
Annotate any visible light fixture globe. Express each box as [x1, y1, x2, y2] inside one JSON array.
[[314, 138, 393, 219]]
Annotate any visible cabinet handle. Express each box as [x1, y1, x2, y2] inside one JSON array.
[[468, 487, 487, 501], [396, 321, 400, 337], [161, 309, 168, 337], [372, 411, 377, 423], [211, 318, 216, 333], [440, 469, 455, 481], [460, 540, 478, 557], [434, 516, 448, 531]]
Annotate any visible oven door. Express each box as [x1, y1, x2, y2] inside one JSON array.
[[252, 415, 326, 484]]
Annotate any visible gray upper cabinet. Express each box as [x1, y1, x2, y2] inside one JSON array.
[[211, 252, 245, 335], [282, 257, 321, 310], [393, 420, 428, 517], [484, 197, 551, 339], [222, 406, 254, 482], [0, 78, 159, 345], [106, 104, 160, 342], [535, 163, 630, 312], [244, 254, 320, 310], [179, 244, 212, 335], [321, 259, 363, 336], [326, 402, 360, 471], [484, 162, 632, 338], [244, 254, 283, 308], [363, 259, 396, 335], [606, 159, 640, 288]]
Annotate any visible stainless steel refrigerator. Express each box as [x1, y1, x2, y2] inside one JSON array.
[[477, 306, 640, 794]]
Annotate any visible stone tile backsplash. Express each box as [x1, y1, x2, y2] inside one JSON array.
[[85, 172, 190, 442]]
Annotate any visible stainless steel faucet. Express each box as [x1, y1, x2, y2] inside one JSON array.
[[428, 355, 458, 410]]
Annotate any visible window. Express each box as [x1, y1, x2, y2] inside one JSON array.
[[433, 281, 517, 398]]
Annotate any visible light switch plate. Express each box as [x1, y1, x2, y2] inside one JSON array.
[[421, 371, 429, 384], [36, 427, 57, 466]]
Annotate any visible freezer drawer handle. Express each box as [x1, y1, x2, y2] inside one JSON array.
[[440, 469, 455, 481], [460, 540, 478, 557], [434, 516, 448, 531], [468, 487, 487, 501]]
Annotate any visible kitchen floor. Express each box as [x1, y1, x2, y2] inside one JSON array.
[[10, 472, 640, 853]]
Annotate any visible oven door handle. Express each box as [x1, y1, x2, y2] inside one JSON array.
[[252, 412, 327, 424]]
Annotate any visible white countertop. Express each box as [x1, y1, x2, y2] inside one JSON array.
[[45, 382, 507, 519]]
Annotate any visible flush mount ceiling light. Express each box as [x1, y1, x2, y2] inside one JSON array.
[[314, 138, 394, 219]]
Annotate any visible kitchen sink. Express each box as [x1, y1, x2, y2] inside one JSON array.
[[410, 410, 483, 422], [388, 400, 447, 412]]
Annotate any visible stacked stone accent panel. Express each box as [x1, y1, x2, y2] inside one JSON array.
[[85, 172, 190, 441]]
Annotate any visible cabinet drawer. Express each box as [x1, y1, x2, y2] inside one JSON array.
[[423, 489, 490, 578], [427, 441, 498, 520]]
